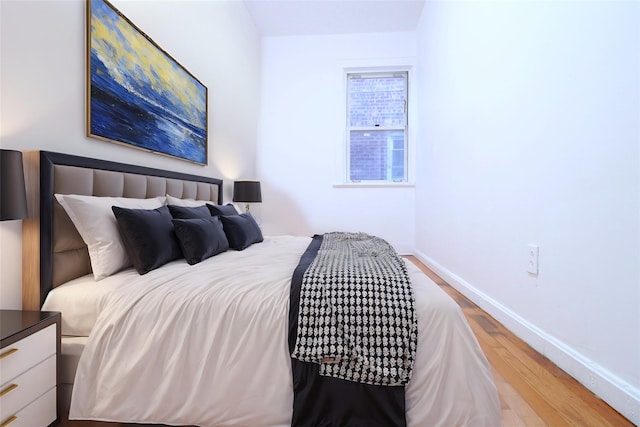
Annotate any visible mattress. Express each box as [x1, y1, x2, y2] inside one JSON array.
[[43, 235, 500, 427], [59, 336, 87, 412]]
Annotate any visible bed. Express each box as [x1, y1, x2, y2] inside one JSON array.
[[22, 150, 501, 427]]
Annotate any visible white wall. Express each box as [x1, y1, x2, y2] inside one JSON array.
[[415, 1, 640, 423], [0, 0, 261, 309], [257, 32, 417, 253]]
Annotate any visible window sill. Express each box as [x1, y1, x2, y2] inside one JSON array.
[[333, 183, 416, 189]]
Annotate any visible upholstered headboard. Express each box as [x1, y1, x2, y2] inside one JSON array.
[[22, 151, 223, 309]]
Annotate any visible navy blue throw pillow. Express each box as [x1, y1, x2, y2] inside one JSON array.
[[111, 205, 183, 275], [207, 203, 239, 216], [219, 213, 264, 251], [172, 217, 229, 265], [168, 204, 211, 219]]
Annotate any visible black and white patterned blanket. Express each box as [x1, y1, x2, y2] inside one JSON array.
[[291, 232, 418, 386]]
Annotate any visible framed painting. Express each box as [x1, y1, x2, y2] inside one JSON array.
[[86, 0, 208, 165]]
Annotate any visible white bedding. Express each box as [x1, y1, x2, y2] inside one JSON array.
[[60, 235, 500, 427], [42, 271, 142, 337]]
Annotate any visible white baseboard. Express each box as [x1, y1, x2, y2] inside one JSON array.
[[414, 250, 640, 426]]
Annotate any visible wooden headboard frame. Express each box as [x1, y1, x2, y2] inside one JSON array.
[[22, 151, 223, 310]]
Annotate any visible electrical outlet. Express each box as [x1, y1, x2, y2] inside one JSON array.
[[527, 244, 539, 275]]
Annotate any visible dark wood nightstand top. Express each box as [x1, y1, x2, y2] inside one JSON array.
[[0, 310, 61, 349]]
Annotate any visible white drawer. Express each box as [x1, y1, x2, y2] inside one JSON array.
[[0, 355, 56, 419], [0, 387, 56, 427], [0, 325, 56, 385]]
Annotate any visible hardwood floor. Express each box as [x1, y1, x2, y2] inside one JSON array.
[[60, 258, 634, 427], [406, 256, 634, 427]]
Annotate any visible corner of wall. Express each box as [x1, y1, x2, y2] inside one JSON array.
[[414, 249, 640, 425]]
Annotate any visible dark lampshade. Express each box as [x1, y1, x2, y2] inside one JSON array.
[[0, 149, 28, 221], [233, 181, 262, 203], [233, 181, 262, 212]]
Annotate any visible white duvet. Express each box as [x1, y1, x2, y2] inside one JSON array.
[[69, 236, 501, 427]]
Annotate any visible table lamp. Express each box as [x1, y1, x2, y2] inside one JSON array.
[[0, 149, 28, 221], [233, 181, 262, 212]]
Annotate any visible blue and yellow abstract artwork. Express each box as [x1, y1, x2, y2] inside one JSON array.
[[87, 0, 207, 164]]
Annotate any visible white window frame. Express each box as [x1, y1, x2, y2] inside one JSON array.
[[337, 60, 416, 187]]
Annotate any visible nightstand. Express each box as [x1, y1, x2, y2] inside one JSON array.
[[0, 310, 60, 427]]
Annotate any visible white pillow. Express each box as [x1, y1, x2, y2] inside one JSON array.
[[165, 194, 210, 207], [165, 194, 245, 213], [55, 194, 166, 280]]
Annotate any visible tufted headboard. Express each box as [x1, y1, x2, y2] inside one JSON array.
[[22, 151, 223, 309]]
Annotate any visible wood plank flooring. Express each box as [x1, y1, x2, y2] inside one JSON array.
[[405, 256, 634, 427], [59, 257, 634, 427]]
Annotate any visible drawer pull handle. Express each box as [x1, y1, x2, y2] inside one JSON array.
[[0, 348, 18, 360], [0, 415, 17, 427], [0, 384, 18, 398]]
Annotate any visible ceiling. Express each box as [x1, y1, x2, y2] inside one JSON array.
[[243, 0, 426, 37]]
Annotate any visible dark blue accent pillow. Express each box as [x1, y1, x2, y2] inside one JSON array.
[[172, 217, 229, 265], [207, 203, 239, 216], [168, 204, 211, 219], [111, 205, 183, 275], [219, 213, 264, 251]]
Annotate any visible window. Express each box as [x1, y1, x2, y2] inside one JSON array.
[[347, 71, 408, 183]]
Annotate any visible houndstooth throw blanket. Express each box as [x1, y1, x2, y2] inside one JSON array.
[[291, 232, 418, 386]]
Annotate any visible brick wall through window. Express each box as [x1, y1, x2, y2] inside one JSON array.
[[347, 72, 407, 182]]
